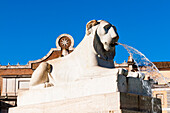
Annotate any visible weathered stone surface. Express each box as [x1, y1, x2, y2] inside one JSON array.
[[120, 93, 162, 113], [120, 93, 139, 111], [16, 74, 152, 107], [9, 92, 161, 113], [127, 77, 151, 96], [17, 74, 126, 106], [139, 95, 152, 112]]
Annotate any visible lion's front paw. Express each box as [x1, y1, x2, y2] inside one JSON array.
[[44, 82, 54, 88]]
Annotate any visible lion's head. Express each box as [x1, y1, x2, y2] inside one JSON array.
[[86, 20, 119, 61]]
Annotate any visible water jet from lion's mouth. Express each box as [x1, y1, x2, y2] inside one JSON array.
[[116, 42, 169, 86]]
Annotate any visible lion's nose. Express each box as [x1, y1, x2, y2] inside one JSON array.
[[112, 36, 119, 42]]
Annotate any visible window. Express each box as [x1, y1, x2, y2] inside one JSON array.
[[156, 93, 164, 105]]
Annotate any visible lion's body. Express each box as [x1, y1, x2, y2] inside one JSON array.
[[29, 20, 119, 88]]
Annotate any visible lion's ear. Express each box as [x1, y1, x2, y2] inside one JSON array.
[[86, 20, 98, 35]]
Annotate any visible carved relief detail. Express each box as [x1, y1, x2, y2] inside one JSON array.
[[56, 34, 74, 50]]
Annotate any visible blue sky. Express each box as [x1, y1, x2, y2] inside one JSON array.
[[0, 0, 170, 65]]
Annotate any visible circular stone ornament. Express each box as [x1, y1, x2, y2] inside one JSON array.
[[59, 36, 71, 49], [56, 34, 74, 50]]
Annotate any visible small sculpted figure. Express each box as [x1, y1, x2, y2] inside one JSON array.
[[29, 20, 120, 89]]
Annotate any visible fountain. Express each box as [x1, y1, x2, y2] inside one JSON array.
[[9, 20, 162, 113], [117, 42, 168, 85]]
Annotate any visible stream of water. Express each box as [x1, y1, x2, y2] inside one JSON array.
[[117, 42, 168, 85]]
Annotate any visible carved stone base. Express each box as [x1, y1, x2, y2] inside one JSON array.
[[16, 74, 151, 107], [9, 92, 161, 113]]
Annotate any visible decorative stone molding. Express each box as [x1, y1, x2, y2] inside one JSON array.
[[28, 48, 59, 65], [0, 65, 30, 69]]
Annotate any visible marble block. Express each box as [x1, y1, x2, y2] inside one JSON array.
[[16, 73, 151, 107], [9, 92, 161, 113], [17, 74, 127, 106]]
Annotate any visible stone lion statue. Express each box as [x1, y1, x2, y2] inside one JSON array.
[[29, 20, 120, 89]]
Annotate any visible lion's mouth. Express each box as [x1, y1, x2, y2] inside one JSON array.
[[110, 42, 118, 47]]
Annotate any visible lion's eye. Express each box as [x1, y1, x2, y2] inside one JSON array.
[[98, 24, 112, 35], [104, 24, 111, 33]]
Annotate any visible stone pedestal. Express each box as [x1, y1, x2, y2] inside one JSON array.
[[13, 74, 150, 106], [9, 92, 161, 113], [9, 74, 161, 113]]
